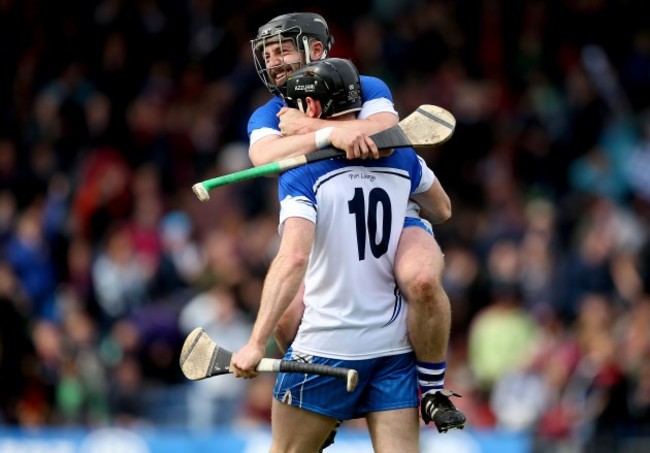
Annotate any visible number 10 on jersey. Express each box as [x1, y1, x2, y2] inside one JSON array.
[[348, 187, 392, 261]]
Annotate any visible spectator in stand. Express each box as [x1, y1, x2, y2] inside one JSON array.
[[3, 206, 57, 319], [179, 285, 252, 429], [91, 223, 149, 325]]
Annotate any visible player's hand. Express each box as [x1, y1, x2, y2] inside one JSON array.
[[329, 128, 379, 160], [230, 343, 264, 379], [278, 107, 317, 136]]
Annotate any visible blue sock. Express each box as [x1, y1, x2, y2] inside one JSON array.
[[417, 361, 446, 395]]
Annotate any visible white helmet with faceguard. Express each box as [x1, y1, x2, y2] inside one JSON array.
[[252, 12, 334, 97]]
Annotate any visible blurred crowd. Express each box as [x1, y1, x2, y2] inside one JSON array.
[[1, 1, 650, 452]]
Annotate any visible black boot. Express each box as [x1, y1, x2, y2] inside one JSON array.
[[420, 389, 466, 433]]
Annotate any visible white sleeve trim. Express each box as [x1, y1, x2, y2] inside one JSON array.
[[357, 98, 398, 120], [278, 195, 317, 234], [249, 127, 283, 149]]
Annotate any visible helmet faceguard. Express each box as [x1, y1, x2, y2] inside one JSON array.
[[251, 12, 334, 97], [284, 58, 362, 119]]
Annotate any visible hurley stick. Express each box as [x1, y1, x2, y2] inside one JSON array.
[[180, 327, 359, 392], [192, 104, 455, 201]]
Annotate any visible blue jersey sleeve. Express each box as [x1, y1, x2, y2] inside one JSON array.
[[359, 75, 394, 103], [278, 165, 318, 204], [247, 96, 285, 139], [406, 149, 423, 194]]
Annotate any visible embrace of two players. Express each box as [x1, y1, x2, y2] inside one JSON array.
[[226, 12, 466, 453]]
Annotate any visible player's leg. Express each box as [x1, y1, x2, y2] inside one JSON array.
[[394, 219, 466, 431], [366, 408, 420, 453], [272, 350, 365, 451], [355, 352, 420, 451], [271, 287, 343, 450], [271, 399, 339, 453], [395, 224, 450, 365]]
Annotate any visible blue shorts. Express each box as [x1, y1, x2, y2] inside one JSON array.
[[273, 349, 418, 420], [404, 216, 433, 236]]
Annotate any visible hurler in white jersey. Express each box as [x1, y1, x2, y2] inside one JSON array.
[[280, 150, 433, 360]]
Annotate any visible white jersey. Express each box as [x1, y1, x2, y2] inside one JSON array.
[[278, 149, 430, 360]]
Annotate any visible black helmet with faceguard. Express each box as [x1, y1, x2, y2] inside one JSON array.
[[252, 12, 334, 97], [284, 58, 362, 119]]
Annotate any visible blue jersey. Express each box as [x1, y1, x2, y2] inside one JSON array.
[[277, 150, 422, 359], [247, 75, 397, 145]]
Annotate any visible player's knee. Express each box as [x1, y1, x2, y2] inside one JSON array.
[[406, 273, 442, 305]]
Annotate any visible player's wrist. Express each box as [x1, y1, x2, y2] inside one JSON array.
[[314, 127, 334, 149]]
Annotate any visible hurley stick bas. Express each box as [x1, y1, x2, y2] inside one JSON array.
[[180, 327, 360, 392], [192, 104, 456, 201]]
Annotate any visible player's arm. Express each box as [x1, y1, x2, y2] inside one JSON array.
[[248, 102, 317, 167], [252, 77, 397, 165], [410, 155, 451, 225], [249, 123, 379, 166], [273, 282, 305, 354], [250, 133, 319, 167], [278, 108, 398, 137], [230, 218, 314, 377], [411, 178, 452, 225]]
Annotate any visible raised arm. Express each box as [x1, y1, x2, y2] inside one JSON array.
[[278, 108, 398, 138], [249, 116, 383, 167], [249, 75, 399, 166], [249, 133, 320, 167]]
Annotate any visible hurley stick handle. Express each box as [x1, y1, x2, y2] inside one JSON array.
[[192, 148, 345, 201]]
